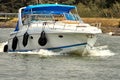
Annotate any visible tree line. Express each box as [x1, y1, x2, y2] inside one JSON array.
[[0, 0, 120, 18]]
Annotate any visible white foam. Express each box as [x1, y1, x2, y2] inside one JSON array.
[[87, 45, 115, 57], [0, 42, 8, 52], [33, 49, 60, 57], [0, 42, 115, 57], [8, 49, 60, 57], [0, 41, 59, 57], [0, 42, 59, 57]]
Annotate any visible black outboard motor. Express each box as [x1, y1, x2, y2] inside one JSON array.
[[12, 36, 18, 51], [38, 31, 47, 46], [23, 32, 29, 47]]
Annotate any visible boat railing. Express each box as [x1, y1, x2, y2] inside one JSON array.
[[25, 13, 82, 23], [23, 13, 86, 30], [90, 23, 101, 28]]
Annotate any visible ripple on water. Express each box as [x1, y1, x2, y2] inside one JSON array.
[[0, 28, 120, 80]]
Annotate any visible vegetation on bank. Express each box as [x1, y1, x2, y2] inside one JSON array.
[[83, 18, 120, 27], [82, 18, 120, 33], [0, 0, 120, 18]]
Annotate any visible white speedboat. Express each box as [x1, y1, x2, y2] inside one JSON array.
[[3, 4, 102, 54]]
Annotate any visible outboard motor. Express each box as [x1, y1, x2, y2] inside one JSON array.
[[12, 36, 18, 51], [23, 32, 29, 47], [38, 31, 47, 46]]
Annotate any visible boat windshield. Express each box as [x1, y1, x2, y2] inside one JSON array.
[[31, 14, 53, 21]]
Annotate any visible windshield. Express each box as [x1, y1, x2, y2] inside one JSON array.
[[31, 14, 53, 21], [22, 13, 83, 25]]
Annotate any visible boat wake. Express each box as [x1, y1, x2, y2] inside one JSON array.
[[14, 49, 60, 57], [0, 42, 115, 57], [85, 45, 115, 57], [0, 42, 59, 57], [0, 42, 7, 52]]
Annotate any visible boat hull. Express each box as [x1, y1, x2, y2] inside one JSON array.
[[8, 32, 97, 54]]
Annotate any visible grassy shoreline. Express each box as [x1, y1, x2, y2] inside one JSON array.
[[82, 18, 120, 33], [0, 18, 120, 33], [82, 18, 120, 27]]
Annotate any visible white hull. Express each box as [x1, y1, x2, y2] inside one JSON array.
[[8, 28, 97, 54]]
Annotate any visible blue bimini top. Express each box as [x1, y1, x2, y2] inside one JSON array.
[[23, 4, 76, 14], [15, 4, 76, 31]]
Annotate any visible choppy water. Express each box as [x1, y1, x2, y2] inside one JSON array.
[[0, 28, 120, 80]]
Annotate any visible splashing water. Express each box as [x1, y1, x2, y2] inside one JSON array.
[[9, 49, 60, 57], [0, 42, 60, 57], [0, 43, 3, 52], [0, 42, 7, 52], [28, 49, 60, 57], [86, 45, 115, 57], [0, 42, 115, 57]]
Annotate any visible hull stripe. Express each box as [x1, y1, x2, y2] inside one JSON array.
[[47, 42, 87, 50], [8, 42, 87, 52]]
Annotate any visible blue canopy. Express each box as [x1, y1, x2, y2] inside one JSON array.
[[23, 4, 76, 14]]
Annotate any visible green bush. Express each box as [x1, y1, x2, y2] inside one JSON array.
[[0, 0, 120, 18]]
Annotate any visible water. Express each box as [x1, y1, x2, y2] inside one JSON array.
[[0, 28, 120, 80]]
